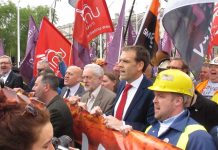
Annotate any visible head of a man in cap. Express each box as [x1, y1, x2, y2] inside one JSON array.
[[209, 57, 218, 83]]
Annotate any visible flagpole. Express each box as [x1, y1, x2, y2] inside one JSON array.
[[123, 0, 136, 40], [17, 0, 20, 67], [100, 34, 103, 59]]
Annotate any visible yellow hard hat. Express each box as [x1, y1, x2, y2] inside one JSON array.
[[148, 69, 194, 96]]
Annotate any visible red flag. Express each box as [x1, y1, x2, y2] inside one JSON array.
[[34, 17, 72, 77], [73, 0, 114, 48], [208, 3, 218, 59]]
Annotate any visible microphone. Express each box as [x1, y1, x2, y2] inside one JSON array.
[[52, 135, 73, 150]]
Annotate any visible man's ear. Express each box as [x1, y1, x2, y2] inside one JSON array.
[[175, 96, 183, 106], [137, 61, 144, 71], [44, 83, 50, 92]]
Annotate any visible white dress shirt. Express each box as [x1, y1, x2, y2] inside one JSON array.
[[114, 74, 143, 119], [86, 85, 101, 112]]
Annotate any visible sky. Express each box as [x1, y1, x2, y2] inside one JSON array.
[[0, 0, 152, 26]]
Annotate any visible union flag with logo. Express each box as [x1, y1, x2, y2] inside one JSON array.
[[33, 17, 72, 77], [73, 0, 114, 47]]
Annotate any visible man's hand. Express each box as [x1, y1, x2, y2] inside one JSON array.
[[90, 106, 103, 116], [68, 96, 81, 104], [56, 52, 63, 63], [104, 115, 123, 131], [119, 125, 133, 136], [77, 102, 87, 110]]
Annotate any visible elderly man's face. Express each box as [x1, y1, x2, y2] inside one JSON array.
[[0, 57, 12, 75], [82, 68, 102, 92]]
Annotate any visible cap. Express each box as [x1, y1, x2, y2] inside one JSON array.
[[210, 57, 218, 65]]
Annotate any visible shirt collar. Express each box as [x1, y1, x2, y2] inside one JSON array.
[[159, 110, 185, 126], [68, 83, 80, 91], [90, 85, 101, 99], [126, 74, 143, 89]]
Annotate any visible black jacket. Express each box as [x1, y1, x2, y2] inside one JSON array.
[[47, 95, 73, 138], [189, 91, 218, 131]]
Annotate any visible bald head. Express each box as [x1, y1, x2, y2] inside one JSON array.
[[64, 66, 83, 87]]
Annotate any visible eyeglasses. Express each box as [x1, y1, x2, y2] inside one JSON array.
[[22, 104, 38, 117], [37, 68, 44, 73], [0, 62, 11, 65]]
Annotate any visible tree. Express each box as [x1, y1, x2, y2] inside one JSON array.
[[0, 1, 57, 64]]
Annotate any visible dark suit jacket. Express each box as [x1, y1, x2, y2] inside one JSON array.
[[189, 91, 218, 131], [47, 95, 73, 139], [5, 71, 23, 89], [111, 75, 155, 131], [81, 86, 116, 113], [60, 84, 85, 97]]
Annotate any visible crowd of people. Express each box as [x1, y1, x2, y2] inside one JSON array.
[[0, 45, 218, 149]]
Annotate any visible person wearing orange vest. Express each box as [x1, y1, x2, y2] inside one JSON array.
[[196, 57, 218, 104]]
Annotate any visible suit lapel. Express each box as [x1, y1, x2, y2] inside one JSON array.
[[75, 85, 84, 96], [124, 76, 149, 120], [5, 71, 12, 86], [60, 87, 67, 97]]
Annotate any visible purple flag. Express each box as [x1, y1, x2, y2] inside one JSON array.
[[19, 16, 39, 84], [105, 0, 126, 71], [127, 21, 137, 45], [72, 40, 91, 68], [162, 0, 216, 77], [90, 42, 97, 62], [68, 0, 78, 7], [0, 39, 5, 56], [160, 32, 173, 55]]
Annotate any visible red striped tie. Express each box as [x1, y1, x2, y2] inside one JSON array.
[[115, 84, 132, 120]]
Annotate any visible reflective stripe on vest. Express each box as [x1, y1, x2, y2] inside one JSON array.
[[145, 125, 152, 134], [176, 124, 206, 150], [145, 124, 206, 150]]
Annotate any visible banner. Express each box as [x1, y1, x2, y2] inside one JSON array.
[[73, 0, 114, 48], [105, 0, 126, 71], [20, 16, 39, 84], [162, 0, 216, 76], [0, 39, 4, 56], [34, 17, 72, 77], [134, 0, 160, 58], [66, 102, 180, 150]]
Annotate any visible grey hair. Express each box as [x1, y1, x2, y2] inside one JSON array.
[[84, 63, 104, 77], [37, 59, 49, 66], [0, 55, 12, 64]]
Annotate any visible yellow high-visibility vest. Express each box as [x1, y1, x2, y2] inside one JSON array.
[[145, 124, 206, 150]]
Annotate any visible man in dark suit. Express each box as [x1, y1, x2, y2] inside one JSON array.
[[60, 66, 85, 98], [0, 55, 23, 89], [32, 73, 73, 139], [80, 63, 116, 113], [103, 45, 155, 132]]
